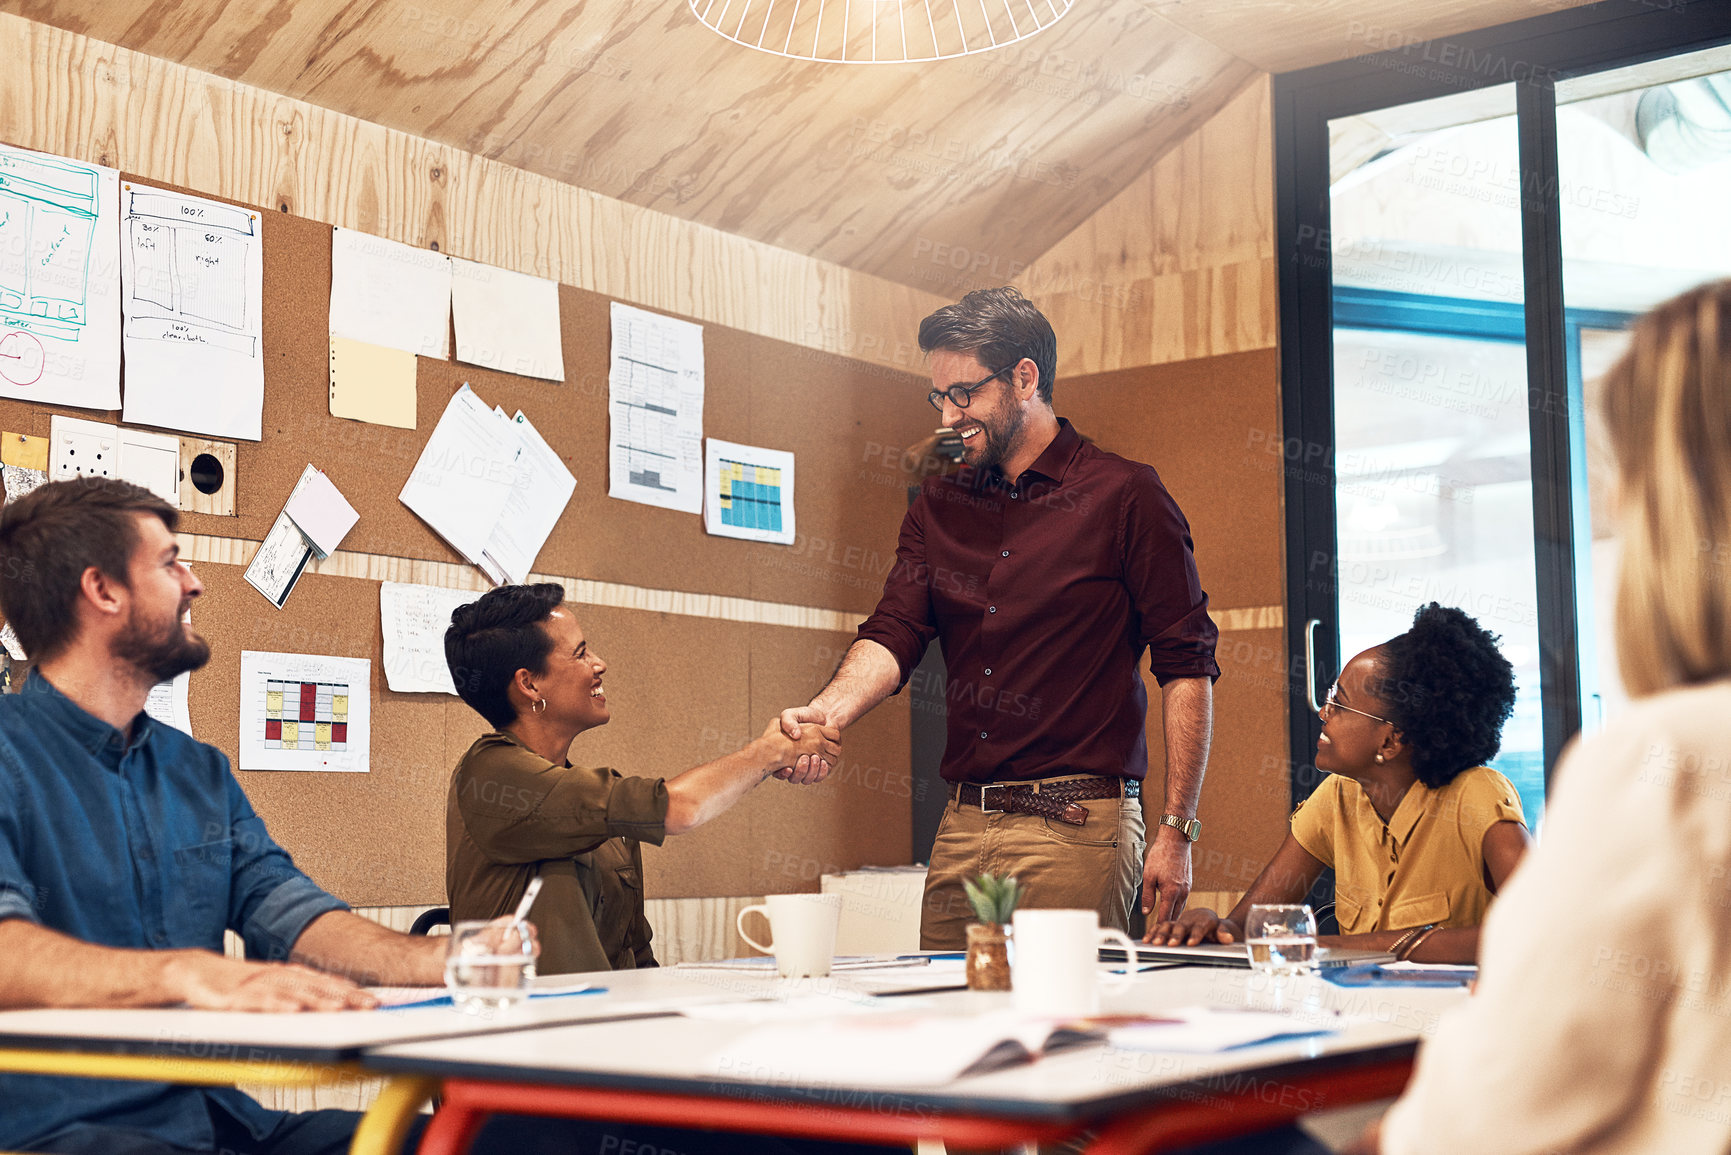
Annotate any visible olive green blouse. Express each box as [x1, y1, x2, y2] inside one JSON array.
[[446, 731, 669, 974]]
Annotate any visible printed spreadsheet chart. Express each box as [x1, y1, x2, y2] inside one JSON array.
[[262, 679, 351, 751], [717, 458, 784, 533]]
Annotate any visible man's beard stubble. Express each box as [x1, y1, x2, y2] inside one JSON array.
[[969, 404, 1026, 473], [113, 605, 211, 684]]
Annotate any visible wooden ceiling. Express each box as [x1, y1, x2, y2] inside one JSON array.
[[8, 1, 1601, 291]]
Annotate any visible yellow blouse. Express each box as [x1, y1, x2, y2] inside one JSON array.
[[1290, 765, 1526, 933]]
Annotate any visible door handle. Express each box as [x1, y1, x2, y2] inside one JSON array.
[[1304, 618, 1324, 716]]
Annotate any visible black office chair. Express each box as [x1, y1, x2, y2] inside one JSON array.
[[409, 906, 450, 935]]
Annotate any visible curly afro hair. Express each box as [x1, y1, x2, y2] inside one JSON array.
[[1371, 603, 1516, 788]]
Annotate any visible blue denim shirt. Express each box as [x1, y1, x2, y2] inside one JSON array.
[[0, 671, 348, 1149]]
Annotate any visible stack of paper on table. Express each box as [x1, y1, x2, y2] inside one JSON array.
[[707, 1008, 1128, 1086], [399, 385, 575, 585], [1106, 1007, 1339, 1053], [674, 955, 933, 973]]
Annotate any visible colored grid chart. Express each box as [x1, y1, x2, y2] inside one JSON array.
[[716, 458, 784, 533], [262, 679, 351, 751]]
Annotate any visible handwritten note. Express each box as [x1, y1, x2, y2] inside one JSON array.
[[120, 183, 265, 440], [380, 582, 482, 694], [0, 144, 121, 411]]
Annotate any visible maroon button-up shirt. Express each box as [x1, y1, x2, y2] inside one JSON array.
[[856, 419, 1218, 784]]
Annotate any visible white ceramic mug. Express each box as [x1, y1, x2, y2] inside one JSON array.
[[735, 893, 844, 978], [1010, 908, 1138, 1017]]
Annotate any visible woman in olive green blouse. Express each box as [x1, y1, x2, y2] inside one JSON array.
[[443, 582, 838, 974]]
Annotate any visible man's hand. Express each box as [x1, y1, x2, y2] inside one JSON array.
[[763, 715, 841, 785], [1143, 908, 1240, 946], [162, 950, 376, 1012], [776, 705, 833, 782], [1141, 826, 1194, 924]]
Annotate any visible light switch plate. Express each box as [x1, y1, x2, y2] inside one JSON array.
[[48, 415, 118, 482], [120, 428, 181, 505], [49, 416, 182, 505]]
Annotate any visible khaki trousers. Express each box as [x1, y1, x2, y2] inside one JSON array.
[[920, 777, 1146, 950]]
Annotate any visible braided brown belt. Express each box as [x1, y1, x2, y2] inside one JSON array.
[[951, 776, 1140, 827]]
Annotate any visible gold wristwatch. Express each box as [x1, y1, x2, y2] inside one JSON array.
[[1158, 814, 1202, 842]]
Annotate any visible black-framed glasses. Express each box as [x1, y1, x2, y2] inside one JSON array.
[[1319, 682, 1395, 726], [928, 364, 1014, 412]]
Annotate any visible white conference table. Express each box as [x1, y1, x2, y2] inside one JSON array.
[[366, 964, 1470, 1155], [0, 967, 804, 1155]]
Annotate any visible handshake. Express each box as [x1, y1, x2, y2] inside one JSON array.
[[765, 704, 840, 786]]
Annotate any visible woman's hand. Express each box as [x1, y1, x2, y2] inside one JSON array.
[[760, 716, 841, 784], [1142, 908, 1243, 946]]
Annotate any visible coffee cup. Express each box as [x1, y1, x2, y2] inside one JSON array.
[[1010, 908, 1137, 1017], [736, 893, 844, 978]]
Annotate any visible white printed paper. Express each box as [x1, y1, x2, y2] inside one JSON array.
[[0, 621, 25, 661], [380, 582, 483, 694], [143, 670, 193, 736], [283, 466, 358, 558], [607, 302, 704, 513], [119, 183, 265, 440], [399, 385, 518, 567], [704, 438, 795, 545], [479, 411, 575, 586], [240, 651, 371, 773], [0, 144, 122, 411], [451, 258, 564, 382], [329, 227, 451, 358]]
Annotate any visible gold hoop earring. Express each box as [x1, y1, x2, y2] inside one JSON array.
[[532, 698, 547, 714]]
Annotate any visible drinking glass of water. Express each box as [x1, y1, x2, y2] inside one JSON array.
[[1245, 904, 1318, 977], [445, 919, 538, 1012]]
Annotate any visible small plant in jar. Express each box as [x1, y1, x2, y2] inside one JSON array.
[[961, 873, 1019, 991]]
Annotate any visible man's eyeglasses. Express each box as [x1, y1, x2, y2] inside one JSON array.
[[1318, 682, 1395, 726], [928, 364, 1015, 412]]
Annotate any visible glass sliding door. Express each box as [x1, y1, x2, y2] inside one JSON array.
[[1555, 45, 1731, 728], [1278, 2, 1731, 830], [1326, 87, 1547, 824]]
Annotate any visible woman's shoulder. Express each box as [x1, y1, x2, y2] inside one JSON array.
[[457, 731, 548, 774], [1429, 765, 1526, 829], [1565, 680, 1731, 784]]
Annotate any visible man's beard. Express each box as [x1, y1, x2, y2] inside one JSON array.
[[113, 605, 211, 684], [964, 405, 1027, 473]]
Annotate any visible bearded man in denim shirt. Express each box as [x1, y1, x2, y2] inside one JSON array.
[[0, 478, 448, 1155]]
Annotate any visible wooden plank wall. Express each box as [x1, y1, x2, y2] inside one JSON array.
[[1017, 76, 1277, 375]]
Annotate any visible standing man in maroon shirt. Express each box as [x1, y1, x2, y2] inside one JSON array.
[[781, 287, 1220, 948]]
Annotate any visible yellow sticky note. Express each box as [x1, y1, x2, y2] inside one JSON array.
[[329, 336, 417, 430], [315, 722, 332, 749], [282, 721, 300, 747], [332, 694, 348, 719], [0, 433, 48, 472]]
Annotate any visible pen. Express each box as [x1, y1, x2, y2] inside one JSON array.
[[512, 875, 543, 924]]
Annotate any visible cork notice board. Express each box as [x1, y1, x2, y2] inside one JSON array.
[[0, 171, 933, 905]]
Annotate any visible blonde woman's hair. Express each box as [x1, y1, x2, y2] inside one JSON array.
[[1600, 279, 1731, 696]]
